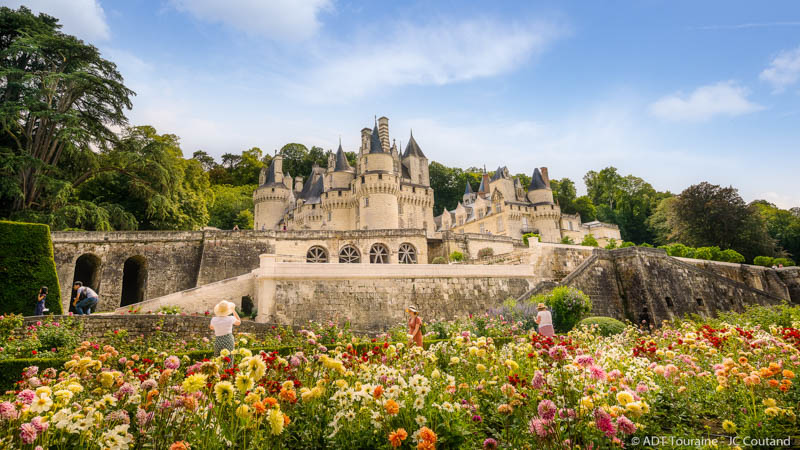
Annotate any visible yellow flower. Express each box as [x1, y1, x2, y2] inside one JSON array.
[[334, 379, 348, 389], [504, 359, 519, 371], [762, 398, 777, 408], [236, 404, 252, 421], [431, 369, 441, 379], [450, 357, 460, 365], [722, 420, 737, 433], [764, 407, 780, 417], [616, 391, 634, 406], [35, 386, 52, 397], [235, 374, 254, 393], [625, 401, 644, 418], [244, 392, 261, 405], [214, 381, 235, 404], [268, 408, 284, 435], [182, 374, 207, 394], [476, 364, 486, 372], [98, 372, 115, 389]]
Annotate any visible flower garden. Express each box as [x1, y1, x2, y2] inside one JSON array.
[[0, 302, 799, 449]]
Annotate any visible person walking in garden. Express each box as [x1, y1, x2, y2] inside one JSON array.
[[210, 300, 241, 367], [535, 303, 555, 337], [407, 305, 423, 347], [73, 281, 100, 315], [34, 286, 48, 315]]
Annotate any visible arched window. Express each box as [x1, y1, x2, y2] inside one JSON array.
[[338, 245, 361, 263], [398, 243, 417, 264], [306, 246, 328, 263], [369, 243, 390, 264], [120, 256, 147, 307]]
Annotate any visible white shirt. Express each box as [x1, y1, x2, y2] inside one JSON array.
[[77, 286, 98, 298], [537, 310, 553, 327], [210, 315, 237, 336]]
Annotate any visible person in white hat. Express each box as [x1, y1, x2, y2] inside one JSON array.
[[210, 300, 241, 366], [405, 305, 423, 347], [535, 302, 554, 337]]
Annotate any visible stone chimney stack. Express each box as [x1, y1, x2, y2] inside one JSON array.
[[360, 128, 371, 154], [378, 116, 389, 151], [294, 176, 303, 192], [540, 167, 551, 188]]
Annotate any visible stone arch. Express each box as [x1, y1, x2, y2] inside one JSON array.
[[338, 245, 361, 263], [398, 242, 417, 264], [369, 243, 390, 264], [72, 253, 101, 292], [306, 246, 329, 263], [120, 256, 148, 307]]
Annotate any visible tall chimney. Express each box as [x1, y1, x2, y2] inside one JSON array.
[[378, 116, 389, 152], [294, 176, 303, 192], [540, 167, 551, 189], [360, 128, 371, 154]]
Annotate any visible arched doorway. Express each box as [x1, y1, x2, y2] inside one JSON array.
[[120, 256, 148, 307], [71, 254, 101, 313]]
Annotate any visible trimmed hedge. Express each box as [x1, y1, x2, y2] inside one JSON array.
[[578, 316, 626, 336], [0, 221, 61, 315]]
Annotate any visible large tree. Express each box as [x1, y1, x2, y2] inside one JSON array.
[[0, 6, 133, 213], [752, 200, 800, 262]]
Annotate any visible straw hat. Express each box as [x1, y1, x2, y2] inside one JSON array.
[[214, 300, 235, 317], [407, 305, 418, 314], [537, 303, 547, 311]]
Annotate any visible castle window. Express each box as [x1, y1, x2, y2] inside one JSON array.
[[696, 298, 704, 307], [568, 221, 573, 231], [306, 246, 328, 263], [665, 297, 674, 307], [413, 187, 416, 193], [369, 244, 390, 264], [338, 190, 342, 196], [361, 176, 365, 183], [338, 245, 361, 263], [522, 217, 528, 229], [378, 173, 383, 180], [312, 204, 316, 209], [328, 212, 332, 222], [398, 243, 417, 264], [271, 188, 275, 192], [364, 197, 369, 207]]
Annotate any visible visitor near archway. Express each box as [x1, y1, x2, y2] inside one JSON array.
[[536, 303, 554, 337], [73, 281, 100, 315], [406, 305, 423, 347], [35, 286, 48, 316], [210, 300, 241, 367]]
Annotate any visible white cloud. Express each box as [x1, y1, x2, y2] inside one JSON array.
[[168, 0, 331, 41], [756, 192, 800, 210], [648, 81, 763, 122], [5, 0, 110, 41], [289, 18, 565, 102], [760, 46, 800, 92]]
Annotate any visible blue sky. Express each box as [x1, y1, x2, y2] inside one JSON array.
[[8, 0, 800, 207]]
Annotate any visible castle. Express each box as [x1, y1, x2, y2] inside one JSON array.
[[253, 116, 620, 246]]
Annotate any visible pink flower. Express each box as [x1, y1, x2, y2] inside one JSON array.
[[529, 417, 551, 437], [483, 438, 498, 449], [607, 369, 622, 380], [548, 346, 567, 361], [31, 416, 48, 433], [531, 371, 545, 388], [575, 355, 594, 367], [593, 408, 616, 438], [537, 399, 557, 422], [589, 365, 607, 380], [635, 382, 649, 393], [17, 390, 35, 405], [0, 401, 18, 420], [617, 415, 636, 435], [20, 422, 37, 444], [164, 356, 180, 370]]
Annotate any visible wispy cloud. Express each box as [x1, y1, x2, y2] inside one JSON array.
[[5, 0, 110, 41], [286, 18, 566, 103], [691, 22, 800, 31], [760, 45, 800, 92], [168, 0, 332, 41], [648, 81, 763, 122]]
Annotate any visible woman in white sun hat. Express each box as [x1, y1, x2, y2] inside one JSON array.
[[406, 305, 423, 348], [210, 300, 241, 366]]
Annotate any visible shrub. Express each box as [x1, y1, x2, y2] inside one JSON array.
[[532, 287, 593, 333], [522, 233, 541, 246], [580, 234, 598, 247], [578, 316, 626, 336], [431, 256, 447, 264], [477, 247, 494, 258], [639, 243, 653, 248], [693, 247, 713, 260], [753, 256, 774, 267], [0, 221, 62, 315], [560, 236, 575, 245], [604, 239, 618, 250], [157, 305, 182, 315], [663, 243, 690, 258], [448, 251, 464, 262], [36, 318, 81, 353], [619, 241, 635, 248], [720, 249, 745, 264], [241, 296, 254, 316], [773, 257, 796, 267]]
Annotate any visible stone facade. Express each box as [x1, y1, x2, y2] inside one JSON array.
[[436, 166, 621, 245], [253, 116, 435, 235]]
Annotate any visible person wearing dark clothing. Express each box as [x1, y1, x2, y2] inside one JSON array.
[[35, 286, 48, 315]]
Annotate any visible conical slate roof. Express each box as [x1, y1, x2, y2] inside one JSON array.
[[369, 123, 384, 154], [528, 168, 548, 191], [260, 158, 284, 188], [334, 143, 352, 171], [464, 181, 474, 195], [402, 131, 426, 158], [490, 166, 508, 181]]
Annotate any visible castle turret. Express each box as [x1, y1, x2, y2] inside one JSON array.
[[526, 168, 554, 204], [294, 176, 303, 193], [330, 142, 355, 189], [253, 155, 290, 230], [358, 121, 399, 230], [401, 130, 429, 186]]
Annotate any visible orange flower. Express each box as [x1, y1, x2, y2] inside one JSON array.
[[783, 370, 795, 379], [759, 368, 773, 378], [738, 357, 748, 365], [253, 401, 267, 415], [159, 369, 174, 386], [385, 399, 400, 415], [769, 379, 780, 388], [182, 396, 197, 411], [169, 441, 190, 450], [283, 414, 291, 426], [781, 379, 792, 387], [264, 397, 278, 407], [373, 385, 384, 399], [417, 441, 435, 450], [779, 384, 789, 392], [280, 388, 297, 403], [146, 389, 159, 407], [418, 426, 437, 444], [388, 428, 408, 448]]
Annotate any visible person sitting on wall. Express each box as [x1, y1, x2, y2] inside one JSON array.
[[233, 224, 239, 231], [210, 300, 241, 368], [535, 303, 555, 337], [406, 305, 423, 348], [35, 286, 48, 316], [73, 281, 100, 315]]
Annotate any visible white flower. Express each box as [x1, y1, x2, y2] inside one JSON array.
[[413, 397, 425, 410], [415, 415, 427, 426]]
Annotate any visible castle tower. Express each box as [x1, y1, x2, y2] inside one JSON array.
[[402, 131, 429, 186], [253, 155, 290, 231], [526, 168, 554, 204], [358, 121, 399, 229], [527, 167, 560, 242], [463, 179, 475, 204]]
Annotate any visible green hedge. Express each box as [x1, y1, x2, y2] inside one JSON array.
[[0, 221, 61, 315], [578, 316, 626, 336]]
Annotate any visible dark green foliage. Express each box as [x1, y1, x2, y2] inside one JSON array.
[[604, 239, 618, 249], [753, 256, 774, 267], [578, 316, 626, 336], [619, 241, 635, 248], [773, 257, 795, 267], [531, 287, 592, 333], [208, 184, 256, 229], [639, 243, 653, 248], [581, 234, 598, 247], [0, 221, 61, 315], [720, 249, 745, 263], [0, 357, 67, 391]]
